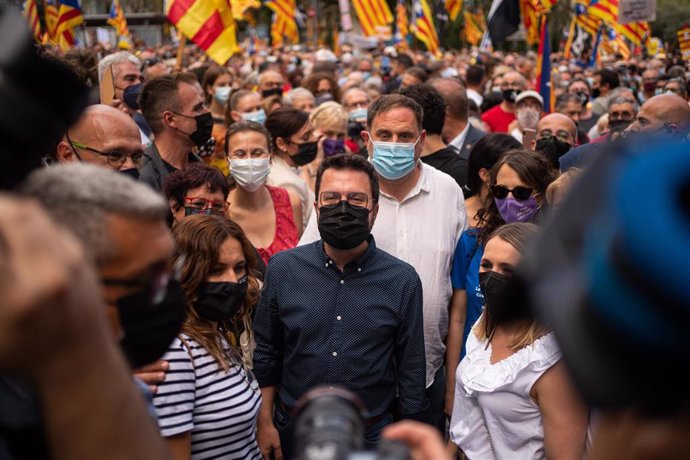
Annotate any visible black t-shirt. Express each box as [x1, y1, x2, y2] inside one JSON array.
[[421, 147, 469, 190]]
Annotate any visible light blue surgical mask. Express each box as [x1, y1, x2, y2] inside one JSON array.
[[241, 109, 267, 124], [369, 135, 420, 180], [349, 108, 367, 121], [214, 86, 231, 105]]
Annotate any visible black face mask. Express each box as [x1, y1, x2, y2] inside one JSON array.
[[318, 201, 371, 250], [290, 141, 319, 166], [535, 136, 572, 169], [123, 83, 143, 110], [261, 87, 283, 99], [175, 112, 214, 147], [479, 271, 530, 337], [608, 119, 631, 134], [195, 278, 248, 322], [120, 168, 140, 180], [592, 88, 601, 99], [116, 278, 187, 369], [502, 89, 519, 103]]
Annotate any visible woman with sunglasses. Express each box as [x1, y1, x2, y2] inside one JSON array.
[[225, 121, 299, 264], [446, 149, 555, 417], [449, 222, 589, 459], [152, 214, 262, 460], [265, 107, 320, 231]]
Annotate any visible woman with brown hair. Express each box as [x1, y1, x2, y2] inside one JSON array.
[[450, 222, 589, 459], [152, 215, 262, 460], [201, 66, 234, 175], [302, 72, 341, 105]]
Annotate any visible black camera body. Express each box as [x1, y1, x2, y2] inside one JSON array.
[[293, 387, 410, 460]]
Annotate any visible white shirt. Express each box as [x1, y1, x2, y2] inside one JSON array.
[[467, 88, 484, 107], [299, 162, 467, 386], [450, 330, 560, 460], [267, 156, 314, 229], [448, 124, 470, 153]]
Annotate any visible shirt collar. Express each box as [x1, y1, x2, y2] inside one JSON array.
[[380, 162, 431, 203], [319, 234, 377, 270], [449, 124, 470, 151]]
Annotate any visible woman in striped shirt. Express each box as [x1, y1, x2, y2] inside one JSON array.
[[153, 215, 262, 459]]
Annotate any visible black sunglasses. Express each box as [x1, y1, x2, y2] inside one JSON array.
[[491, 184, 534, 201]]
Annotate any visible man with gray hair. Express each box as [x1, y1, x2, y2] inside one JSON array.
[[21, 163, 185, 371]]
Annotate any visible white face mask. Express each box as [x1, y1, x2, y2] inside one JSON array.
[[516, 107, 540, 130], [229, 158, 271, 192]]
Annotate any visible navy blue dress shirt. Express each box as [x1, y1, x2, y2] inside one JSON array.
[[253, 236, 427, 419]]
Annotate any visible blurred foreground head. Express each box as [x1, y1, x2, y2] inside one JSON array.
[[519, 135, 690, 414]]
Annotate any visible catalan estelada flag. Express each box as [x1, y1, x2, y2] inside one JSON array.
[[352, 0, 393, 36], [167, 0, 239, 65], [265, 0, 298, 46], [445, 0, 462, 21], [536, 16, 554, 113], [574, 0, 601, 36], [588, 0, 648, 45], [44, 0, 81, 50], [412, 0, 439, 54], [22, 0, 42, 42], [107, 0, 129, 37]]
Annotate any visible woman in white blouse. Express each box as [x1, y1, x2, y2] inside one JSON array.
[[450, 222, 589, 460]]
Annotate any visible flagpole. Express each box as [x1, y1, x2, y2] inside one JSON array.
[[176, 30, 186, 71], [563, 13, 577, 59]]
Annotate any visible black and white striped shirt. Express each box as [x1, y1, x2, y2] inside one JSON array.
[[153, 334, 262, 460]]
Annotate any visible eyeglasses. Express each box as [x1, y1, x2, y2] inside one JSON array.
[[319, 191, 370, 209], [184, 197, 227, 216], [66, 132, 144, 168], [537, 130, 572, 143], [103, 257, 184, 304], [140, 57, 161, 72], [490, 185, 534, 201]]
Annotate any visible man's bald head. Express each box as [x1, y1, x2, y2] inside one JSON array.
[[56, 104, 143, 171], [537, 113, 578, 146], [626, 94, 690, 137]]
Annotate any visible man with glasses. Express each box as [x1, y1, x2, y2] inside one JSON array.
[[299, 94, 467, 435], [254, 154, 428, 460], [533, 113, 577, 169], [54, 104, 144, 179], [481, 71, 527, 133], [138, 73, 213, 192]]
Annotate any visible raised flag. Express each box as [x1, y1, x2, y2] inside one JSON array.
[[167, 0, 239, 65], [352, 0, 394, 37], [535, 16, 553, 113], [463, 10, 486, 45], [520, 0, 540, 45], [44, 0, 80, 50], [574, 0, 601, 36], [395, 0, 410, 48], [588, 25, 603, 67], [23, 0, 42, 42], [412, 0, 440, 54], [265, 0, 298, 45], [445, 0, 462, 21], [487, 0, 521, 45], [57, 0, 84, 34], [107, 0, 129, 37], [678, 27, 690, 64], [588, 0, 649, 45]]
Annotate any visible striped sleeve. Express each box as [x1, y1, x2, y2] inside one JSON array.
[[153, 337, 196, 437]]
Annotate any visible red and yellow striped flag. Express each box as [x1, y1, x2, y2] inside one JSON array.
[[396, 0, 409, 48], [463, 10, 486, 46], [167, 0, 239, 65], [265, 0, 298, 46], [412, 0, 439, 54], [22, 0, 42, 41], [589, 0, 648, 45], [107, 0, 129, 37], [445, 0, 462, 21], [352, 0, 394, 37], [44, 0, 80, 51], [519, 0, 540, 46]]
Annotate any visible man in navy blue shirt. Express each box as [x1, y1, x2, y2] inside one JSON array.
[[253, 154, 428, 459]]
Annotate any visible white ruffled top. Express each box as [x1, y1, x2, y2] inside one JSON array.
[[449, 329, 561, 460]]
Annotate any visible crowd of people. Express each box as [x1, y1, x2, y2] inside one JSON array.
[[2, 26, 690, 460]]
